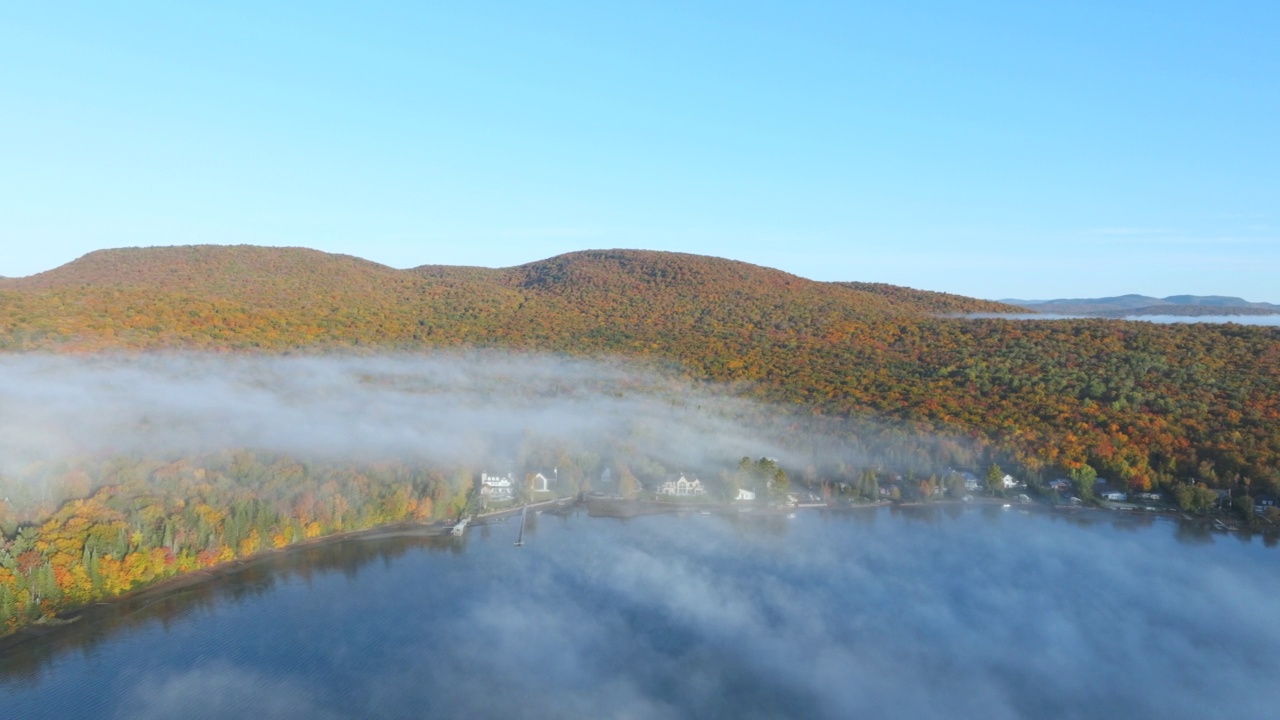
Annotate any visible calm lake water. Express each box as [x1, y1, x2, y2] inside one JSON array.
[[3, 506, 1279, 720]]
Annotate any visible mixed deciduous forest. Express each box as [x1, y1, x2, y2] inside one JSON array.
[[0, 453, 463, 634], [2, 245, 1279, 634]]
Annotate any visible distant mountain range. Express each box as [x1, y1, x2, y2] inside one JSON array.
[[1002, 294, 1280, 317]]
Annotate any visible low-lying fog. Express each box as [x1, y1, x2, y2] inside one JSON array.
[[0, 352, 976, 510], [0, 353, 800, 486], [5, 509, 1278, 720]]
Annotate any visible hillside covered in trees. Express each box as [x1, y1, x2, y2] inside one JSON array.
[[0, 245, 1276, 493], [0, 246, 1015, 351], [2, 245, 1279, 634]]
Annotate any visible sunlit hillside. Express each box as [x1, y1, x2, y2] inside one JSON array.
[[1, 245, 1277, 497]]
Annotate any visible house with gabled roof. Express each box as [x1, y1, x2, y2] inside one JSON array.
[[657, 474, 707, 497], [480, 472, 515, 502]]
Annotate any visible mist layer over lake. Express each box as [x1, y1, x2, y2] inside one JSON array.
[[4, 507, 1279, 720]]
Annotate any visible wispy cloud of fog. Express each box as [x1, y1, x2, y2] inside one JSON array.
[[16, 510, 1277, 720], [115, 663, 342, 720], [1120, 315, 1280, 326], [0, 353, 810, 484], [358, 513, 1280, 719]]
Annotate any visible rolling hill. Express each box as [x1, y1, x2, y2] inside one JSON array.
[[0, 246, 1018, 352], [1, 245, 1278, 498]]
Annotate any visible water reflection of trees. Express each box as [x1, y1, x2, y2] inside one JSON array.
[[720, 511, 791, 537], [889, 504, 941, 525], [0, 532, 457, 685], [1173, 521, 1215, 545]]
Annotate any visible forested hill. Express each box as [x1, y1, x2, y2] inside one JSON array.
[[6, 246, 1017, 315], [0, 246, 1018, 351], [1, 245, 1279, 498], [6, 246, 423, 306], [834, 281, 1017, 315]]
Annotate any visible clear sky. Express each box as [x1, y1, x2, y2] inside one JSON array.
[[2, 2, 1276, 300]]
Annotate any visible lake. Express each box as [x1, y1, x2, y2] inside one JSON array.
[[3, 506, 1279, 719]]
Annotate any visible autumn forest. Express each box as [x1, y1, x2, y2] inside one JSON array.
[[2, 246, 1278, 636]]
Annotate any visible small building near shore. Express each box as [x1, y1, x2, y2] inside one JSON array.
[[658, 474, 707, 497], [734, 488, 756, 501], [480, 472, 515, 502]]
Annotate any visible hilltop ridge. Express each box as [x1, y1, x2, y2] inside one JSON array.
[[0, 244, 1024, 362], [0, 246, 1026, 321], [5, 245, 1017, 314], [7, 245, 419, 307]]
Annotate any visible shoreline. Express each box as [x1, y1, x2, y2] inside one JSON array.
[[0, 518, 455, 653], [0, 495, 580, 650], [3, 494, 1271, 653]]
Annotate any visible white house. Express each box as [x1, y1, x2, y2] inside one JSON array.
[[657, 474, 707, 497], [529, 472, 551, 494], [962, 473, 980, 491], [480, 472, 515, 502], [1001, 474, 1019, 489], [1100, 490, 1128, 502], [734, 488, 756, 501]]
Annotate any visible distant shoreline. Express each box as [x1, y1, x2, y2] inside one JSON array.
[[955, 312, 1280, 326]]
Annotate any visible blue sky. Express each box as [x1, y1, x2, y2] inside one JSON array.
[[2, 2, 1276, 300]]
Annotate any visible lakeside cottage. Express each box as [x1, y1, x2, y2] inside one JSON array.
[[658, 474, 707, 497], [734, 488, 756, 501], [480, 472, 515, 502]]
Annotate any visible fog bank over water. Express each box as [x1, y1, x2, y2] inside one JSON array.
[[0, 353, 806, 482], [6, 509, 1279, 720]]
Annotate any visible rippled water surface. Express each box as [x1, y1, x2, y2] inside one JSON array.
[[4, 507, 1280, 720]]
